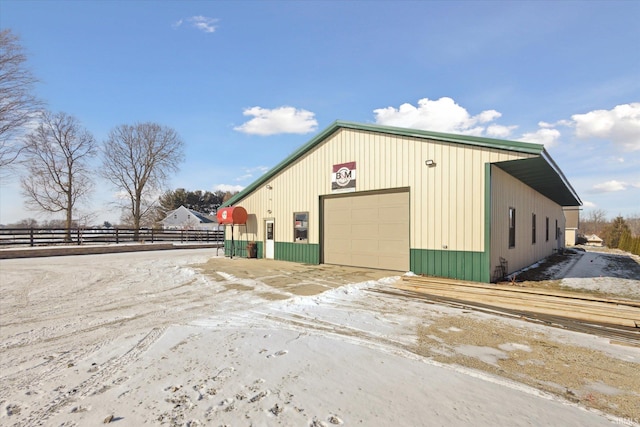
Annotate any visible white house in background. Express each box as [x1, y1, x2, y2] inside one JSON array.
[[160, 205, 219, 230]]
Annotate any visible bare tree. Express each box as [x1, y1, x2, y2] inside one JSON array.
[[101, 122, 185, 240], [0, 29, 43, 172], [580, 208, 608, 236], [20, 111, 97, 241]]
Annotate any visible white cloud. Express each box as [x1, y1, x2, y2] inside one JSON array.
[[173, 16, 218, 33], [235, 166, 270, 182], [572, 103, 640, 151], [371, 98, 640, 154], [234, 106, 318, 136], [214, 184, 244, 193], [373, 97, 503, 136], [539, 120, 572, 129], [518, 128, 562, 148], [191, 16, 218, 33], [582, 200, 597, 208], [486, 124, 517, 138], [591, 180, 629, 193]]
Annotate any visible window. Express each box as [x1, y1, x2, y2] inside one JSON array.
[[294, 212, 308, 243], [532, 213, 536, 244], [546, 217, 549, 241], [509, 207, 516, 248], [555, 219, 559, 240]]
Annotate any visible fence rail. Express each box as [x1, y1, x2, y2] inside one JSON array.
[[0, 227, 224, 247]]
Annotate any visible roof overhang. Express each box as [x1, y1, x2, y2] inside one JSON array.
[[492, 149, 582, 207]]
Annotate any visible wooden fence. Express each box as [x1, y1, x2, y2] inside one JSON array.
[[0, 227, 224, 247]]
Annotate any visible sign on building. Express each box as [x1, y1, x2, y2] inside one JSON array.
[[332, 162, 356, 193]]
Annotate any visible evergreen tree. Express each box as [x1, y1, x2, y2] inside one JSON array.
[[603, 216, 630, 248]]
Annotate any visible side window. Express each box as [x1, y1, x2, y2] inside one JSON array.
[[546, 217, 549, 241], [509, 207, 516, 248], [294, 212, 308, 243], [532, 213, 536, 244], [555, 219, 559, 240]]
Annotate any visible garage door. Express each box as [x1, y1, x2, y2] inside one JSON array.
[[323, 191, 409, 271]]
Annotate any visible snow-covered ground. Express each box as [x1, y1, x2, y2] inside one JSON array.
[[513, 246, 640, 300], [0, 249, 638, 426], [559, 248, 640, 299]]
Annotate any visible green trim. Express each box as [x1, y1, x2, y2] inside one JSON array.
[[224, 240, 318, 263], [275, 242, 320, 264], [483, 163, 492, 283], [410, 249, 486, 282], [222, 120, 545, 207], [224, 239, 249, 258], [224, 239, 263, 258], [336, 121, 544, 154]]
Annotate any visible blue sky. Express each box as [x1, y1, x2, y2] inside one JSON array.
[[1, 0, 639, 225]]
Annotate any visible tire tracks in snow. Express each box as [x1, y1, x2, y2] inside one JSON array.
[[19, 327, 166, 426]]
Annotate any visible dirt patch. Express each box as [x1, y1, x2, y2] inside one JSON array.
[[194, 257, 400, 297], [602, 253, 640, 278], [415, 315, 640, 421], [507, 251, 575, 282]]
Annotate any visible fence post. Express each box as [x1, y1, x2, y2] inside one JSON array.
[[77, 228, 81, 245], [181, 230, 184, 243], [30, 228, 34, 247], [151, 228, 154, 243], [116, 228, 119, 244]]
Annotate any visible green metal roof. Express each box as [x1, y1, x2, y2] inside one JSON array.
[[223, 120, 581, 207], [493, 152, 581, 206]]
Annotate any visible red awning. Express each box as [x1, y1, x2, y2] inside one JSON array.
[[216, 207, 248, 225]]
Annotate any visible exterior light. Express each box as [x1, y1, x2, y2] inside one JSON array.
[[425, 160, 436, 167], [266, 184, 273, 190]]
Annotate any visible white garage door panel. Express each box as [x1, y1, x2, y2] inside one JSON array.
[[323, 191, 409, 271]]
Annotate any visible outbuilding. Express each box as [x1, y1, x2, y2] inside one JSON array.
[[221, 121, 581, 282]]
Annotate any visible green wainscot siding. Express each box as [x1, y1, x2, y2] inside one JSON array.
[[224, 240, 263, 259], [410, 249, 490, 283], [275, 242, 320, 264]]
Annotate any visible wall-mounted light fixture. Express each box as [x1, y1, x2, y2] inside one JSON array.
[[267, 209, 272, 214], [265, 184, 273, 190], [425, 159, 436, 167]]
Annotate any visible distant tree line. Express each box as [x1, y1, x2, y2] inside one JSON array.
[[156, 188, 232, 216], [155, 188, 237, 221], [579, 210, 640, 255]]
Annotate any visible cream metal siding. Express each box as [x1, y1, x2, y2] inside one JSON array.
[[563, 207, 580, 246], [490, 166, 566, 277], [229, 128, 534, 257], [323, 191, 409, 271], [563, 207, 580, 228]]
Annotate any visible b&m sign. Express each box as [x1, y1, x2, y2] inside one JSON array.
[[332, 162, 356, 193]]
